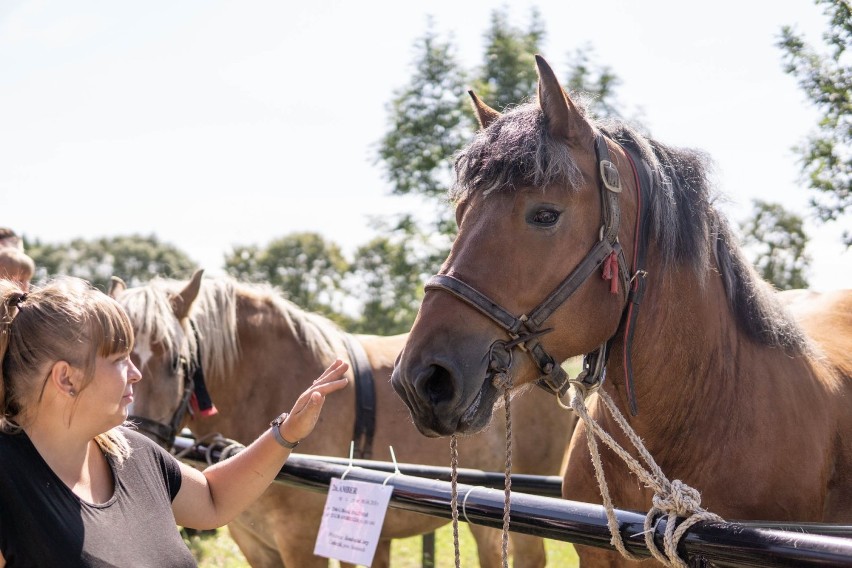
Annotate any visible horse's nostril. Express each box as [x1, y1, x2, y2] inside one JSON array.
[[423, 364, 454, 405]]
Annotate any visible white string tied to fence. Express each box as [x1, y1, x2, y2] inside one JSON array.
[[562, 381, 724, 567]]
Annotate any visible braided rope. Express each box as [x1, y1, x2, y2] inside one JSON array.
[[500, 374, 513, 568], [450, 434, 461, 568], [563, 383, 723, 566]]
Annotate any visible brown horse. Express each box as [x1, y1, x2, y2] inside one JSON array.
[[391, 55, 852, 566], [111, 270, 575, 567]]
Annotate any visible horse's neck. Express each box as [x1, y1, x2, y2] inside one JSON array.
[[606, 263, 745, 440]]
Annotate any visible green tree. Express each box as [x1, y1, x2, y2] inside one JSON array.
[[223, 232, 348, 317], [377, 19, 471, 206], [25, 234, 197, 291], [564, 44, 624, 120], [778, 0, 852, 245], [472, 7, 545, 110], [739, 199, 811, 290], [347, 235, 426, 335]]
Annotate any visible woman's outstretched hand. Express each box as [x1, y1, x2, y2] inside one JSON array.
[[279, 358, 349, 443]]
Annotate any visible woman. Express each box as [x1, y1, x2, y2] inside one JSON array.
[[0, 276, 349, 567]]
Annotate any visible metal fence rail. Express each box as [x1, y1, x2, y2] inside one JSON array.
[[173, 436, 852, 567]]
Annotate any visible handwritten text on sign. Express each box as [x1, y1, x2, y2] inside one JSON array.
[[314, 477, 393, 566]]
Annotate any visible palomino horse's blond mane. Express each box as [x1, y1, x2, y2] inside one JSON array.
[[119, 274, 342, 385]]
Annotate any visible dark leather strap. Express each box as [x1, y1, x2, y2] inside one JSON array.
[[130, 359, 194, 449], [594, 135, 622, 245], [343, 334, 376, 460], [426, 275, 523, 334], [619, 143, 654, 416], [188, 320, 217, 417], [526, 239, 624, 329]]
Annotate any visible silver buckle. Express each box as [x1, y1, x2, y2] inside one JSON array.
[[600, 160, 622, 193]]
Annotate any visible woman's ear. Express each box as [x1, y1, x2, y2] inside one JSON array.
[[48, 361, 78, 398]]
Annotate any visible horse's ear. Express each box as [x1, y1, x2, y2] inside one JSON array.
[[109, 276, 126, 298], [535, 54, 593, 146], [172, 269, 204, 320], [468, 90, 501, 129]]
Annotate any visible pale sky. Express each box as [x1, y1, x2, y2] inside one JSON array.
[[2, 0, 849, 291]]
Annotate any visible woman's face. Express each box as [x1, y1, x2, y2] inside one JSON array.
[[78, 352, 142, 430]]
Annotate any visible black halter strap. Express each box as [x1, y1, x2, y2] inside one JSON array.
[[130, 355, 194, 448], [342, 334, 376, 460]]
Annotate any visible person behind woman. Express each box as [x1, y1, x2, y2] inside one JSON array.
[[0, 276, 349, 567], [0, 229, 34, 291]]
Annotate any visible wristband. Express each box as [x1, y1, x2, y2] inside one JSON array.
[[269, 413, 299, 449]]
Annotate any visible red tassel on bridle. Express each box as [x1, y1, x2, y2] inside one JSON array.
[[602, 251, 619, 295]]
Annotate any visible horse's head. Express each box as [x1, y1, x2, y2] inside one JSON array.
[[392, 55, 641, 437], [110, 269, 205, 448]]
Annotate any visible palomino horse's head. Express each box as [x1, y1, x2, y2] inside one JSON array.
[[110, 269, 206, 447], [392, 55, 645, 437]]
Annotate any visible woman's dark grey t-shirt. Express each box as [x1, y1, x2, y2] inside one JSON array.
[[0, 427, 196, 567]]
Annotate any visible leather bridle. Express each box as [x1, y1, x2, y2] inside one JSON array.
[[129, 322, 210, 448], [130, 354, 195, 448], [425, 133, 651, 413]]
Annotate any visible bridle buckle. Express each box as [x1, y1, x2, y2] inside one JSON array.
[[600, 160, 622, 193]]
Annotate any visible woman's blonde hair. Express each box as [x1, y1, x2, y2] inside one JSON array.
[[0, 277, 135, 463]]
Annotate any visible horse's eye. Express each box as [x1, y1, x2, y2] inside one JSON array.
[[530, 209, 560, 227]]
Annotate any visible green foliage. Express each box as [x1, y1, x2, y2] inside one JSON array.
[[778, 0, 852, 245], [472, 7, 545, 110], [739, 199, 811, 290], [224, 232, 348, 318], [347, 235, 426, 335], [564, 44, 624, 120], [377, 19, 472, 204], [25, 234, 198, 291]]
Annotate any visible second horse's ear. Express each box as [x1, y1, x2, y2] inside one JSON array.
[[468, 90, 501, 129], [171, 269, 204, 320], [109, 276, 127, 298]]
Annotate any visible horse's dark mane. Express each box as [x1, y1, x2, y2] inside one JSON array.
[[452, 100, 809, 354]]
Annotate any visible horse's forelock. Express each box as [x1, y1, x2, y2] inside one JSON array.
[[451, 103, 583, 200], [119, 279, 195, 367]]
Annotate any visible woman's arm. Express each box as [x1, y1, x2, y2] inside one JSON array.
[[171, 359, 349, 529]]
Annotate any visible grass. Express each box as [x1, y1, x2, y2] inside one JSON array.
[[184, 524, 579, 567]]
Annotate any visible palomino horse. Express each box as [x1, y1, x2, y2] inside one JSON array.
[[111, 270, 575, 568], [392, 55, 852, 566]]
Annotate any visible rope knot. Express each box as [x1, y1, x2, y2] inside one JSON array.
[[491, 371, 512, 390], [653, 480, 703, 516]]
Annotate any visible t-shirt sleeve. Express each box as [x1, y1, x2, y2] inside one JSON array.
[[121, 427, 183, 501]]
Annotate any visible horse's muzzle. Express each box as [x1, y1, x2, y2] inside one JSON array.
[[391, 358, 497, 437]]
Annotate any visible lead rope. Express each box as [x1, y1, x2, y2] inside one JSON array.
[[499, 374, 512, 567], [560, 383, 723, 567], [450, 372, 514, 568], [450, 435, 461, 568]]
